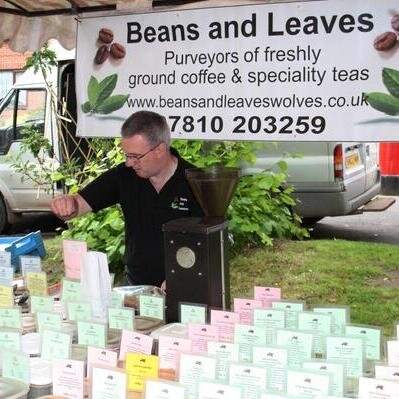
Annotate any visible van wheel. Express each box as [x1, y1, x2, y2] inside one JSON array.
[[0, 197, 10, 234]]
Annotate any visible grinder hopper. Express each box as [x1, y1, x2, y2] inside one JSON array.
[[163, 166, 241, 322], [185, 166, 241, 222]]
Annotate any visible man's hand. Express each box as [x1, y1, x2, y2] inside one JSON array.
[[51, 194, 91, 221], [160, 280, 166, 294]]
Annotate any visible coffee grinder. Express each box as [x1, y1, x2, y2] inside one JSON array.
[[162, 166, 240, 322]]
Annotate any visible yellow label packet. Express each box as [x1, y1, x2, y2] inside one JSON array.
[[25, 271, 48, 296], [125, 352, 159, 392], [0, 285, 13, 308]]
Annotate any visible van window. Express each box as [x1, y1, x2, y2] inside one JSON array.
[[0, 89, 46, 154]]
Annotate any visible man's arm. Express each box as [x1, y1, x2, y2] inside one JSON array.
[[51, 194, 92, 221]]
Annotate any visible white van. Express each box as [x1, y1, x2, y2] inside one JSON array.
[[0, 42, 76, 232], [244, 142, 381, 224]]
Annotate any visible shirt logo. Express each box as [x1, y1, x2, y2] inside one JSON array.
[[171, 196, 189, 211]]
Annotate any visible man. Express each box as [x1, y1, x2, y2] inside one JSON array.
[[51, 110, 203, 286]]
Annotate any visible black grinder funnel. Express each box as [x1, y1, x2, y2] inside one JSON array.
[[185, 166, 241, 221]]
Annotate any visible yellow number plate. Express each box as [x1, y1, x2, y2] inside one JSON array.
[[345, 152, 360, 169]]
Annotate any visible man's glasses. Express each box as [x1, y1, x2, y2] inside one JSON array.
[[124, 143, 161, 162]]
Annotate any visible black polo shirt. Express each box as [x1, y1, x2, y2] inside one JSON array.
[[79, 149, 203, 286]]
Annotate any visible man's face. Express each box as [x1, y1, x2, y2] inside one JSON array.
[[121, 134, 162, 178]]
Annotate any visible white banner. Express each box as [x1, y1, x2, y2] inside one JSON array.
[[76, 0, 399, 141]]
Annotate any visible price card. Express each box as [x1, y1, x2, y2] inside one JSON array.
[[313, 305, 350, 335], [77, 320, 106, 347], [286, 369, 330, 399], [252, 345, 288, 391], [108, 307, 134, 330], [179, 353, 216, 399], [233, 298, 263, 325], [254, 286, 281, 308], [0, 284, 14, 308], [52, 358, 84, 399], [228, 363, 267, 399], [387, 340, 399, 366], [210, 309, 240, 343], [180, 302, 207, 324], [0, 328, 21, 351], [125, 352, 159, 392], [62, 278, 81, 301], [25, 271, 47, 296], [207, 341, 240, 380], [0, 307, 22, 329], [110, 291, 124, 308], [1, 350, 30, 383], [188, 323, 220, 354], [358, 377, 399, 399], [139, 294, 165, 320], [36, 311, 62, 333], [272, 300, 305, 329], [119, 329, 153, 361], [158, 335, 192, 378], [62, 239, 87, 280], [30, 295, 53, 313], [303, 360, 345, 397], [91, 366, 127, 399], [374, 364, 399, 382], [298, 311, 332, 357], [20, 255, 41, 275], [198, 380, 242, 399], [144, 379, 186, 399], [345, 324, 382, 360], [234, 324, 267, 362], [326, 335, 365, 378], [87, 347, 118, 378], [0, 266, 13, 286], [276, 329, 313, 367], [67, 301, 92, 322], [41, 329, 72, 360], [0, 251, 11, 268], [253, 308, 286, 345]]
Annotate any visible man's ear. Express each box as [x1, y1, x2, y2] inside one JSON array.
[[156, 142, 168, 156]]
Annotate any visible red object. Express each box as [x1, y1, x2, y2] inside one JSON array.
[[334, 144, 343, 179], [380, 143, 399, 175]]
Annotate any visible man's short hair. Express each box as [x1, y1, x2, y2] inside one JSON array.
[[121, 110, 170, 148]]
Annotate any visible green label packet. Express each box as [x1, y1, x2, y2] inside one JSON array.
[[67, 302, 92, 322], [345, 324, 382, 361], [108, 307, 134, 330], [313, 305, 350, 335], [0, 329, 21, 351], [326, 335, 365, 378], [303, 360, 345, 397], [180, 302, 207, 324], [297, 311, 332, 357], [62, 278, 81, 301], [276, 329, 313, 368], [272, 301, 304, 329], [139, 295, 165, 320], [30, 295, 54, 313], [36, 311, 62, 333], [77, 320, 107, 347], [253, 308, 286, 345], [2, 350, 30, 384], [234, 324, 267, 362], [0, 308, 22, 329], [41, 329, 72, 360]]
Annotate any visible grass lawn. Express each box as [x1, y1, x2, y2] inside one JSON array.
[[43, 236, 399, 336]]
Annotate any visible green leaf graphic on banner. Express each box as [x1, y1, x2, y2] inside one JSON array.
[[81, 74, 128, 115], [88, 76, 100, 106], [97, 74, 118, 105], [97, 95, 130, 114], [364, 92, 399, 116], [382, 68, 399, 99]]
